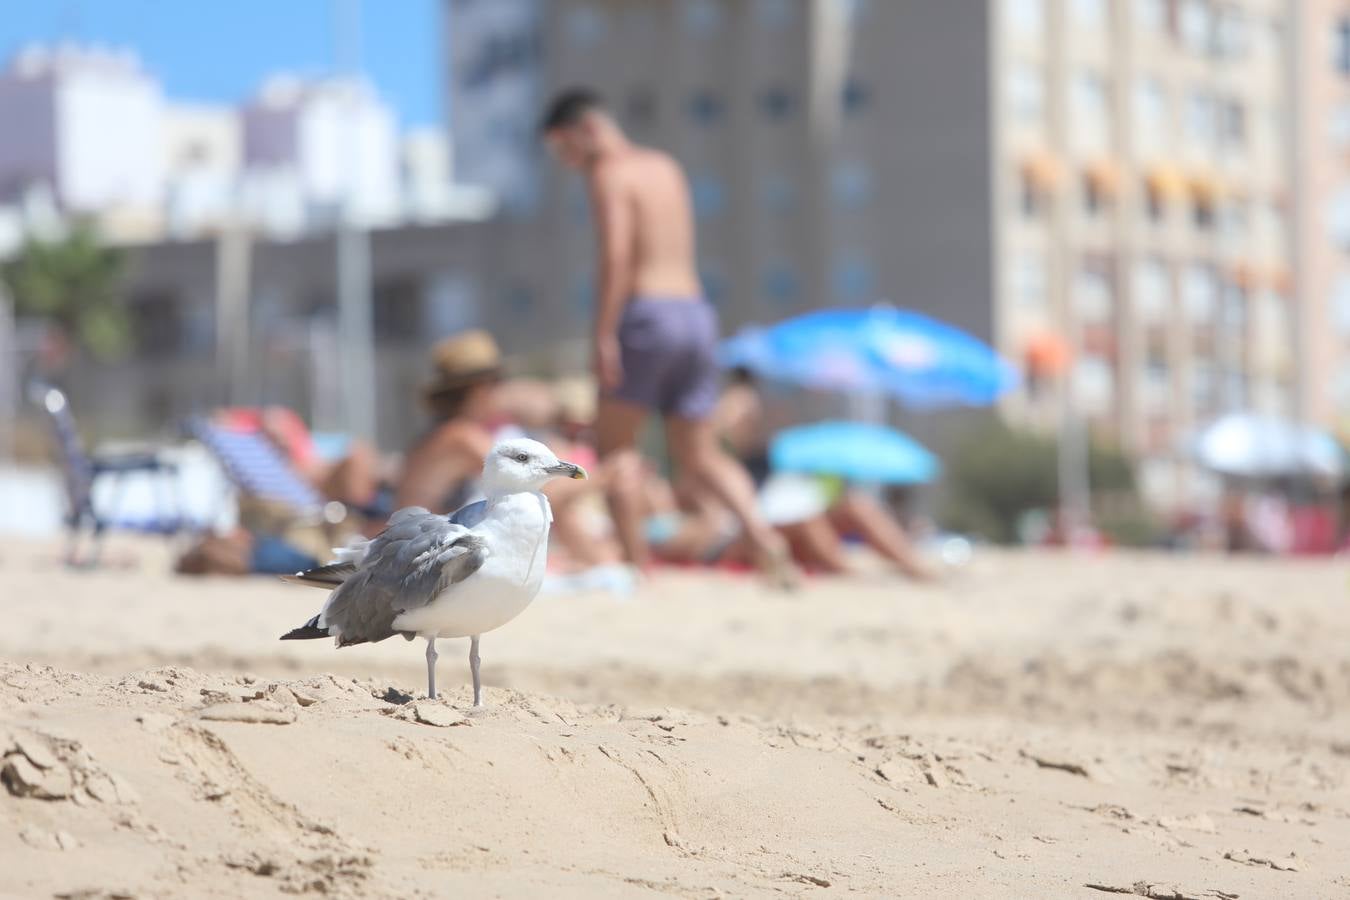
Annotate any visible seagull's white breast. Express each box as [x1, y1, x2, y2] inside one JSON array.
[[392, 491, 552, 639]]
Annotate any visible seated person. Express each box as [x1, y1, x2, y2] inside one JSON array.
[[711, 370, 932, 579], [395, 330, 503, 513]]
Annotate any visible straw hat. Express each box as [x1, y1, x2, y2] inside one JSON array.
[[422, 330, 502, 405]]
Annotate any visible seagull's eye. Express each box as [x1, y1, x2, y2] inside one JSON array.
[[515, 452, 529, 463]]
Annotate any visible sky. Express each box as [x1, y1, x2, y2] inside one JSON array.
[[0, 0, 443, 127]]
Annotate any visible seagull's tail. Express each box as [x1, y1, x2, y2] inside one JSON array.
[[279, 614, 328, 641]]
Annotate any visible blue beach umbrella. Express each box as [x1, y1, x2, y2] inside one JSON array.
[[770, 421, 940, 485], [721, 306, 1018, 408]]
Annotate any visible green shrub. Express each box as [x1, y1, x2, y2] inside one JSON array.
[[938, 416, 1150, 544]]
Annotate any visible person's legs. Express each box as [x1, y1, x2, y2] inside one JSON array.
[[781, 517, 852, 574], [595, 396, 651, 568], [665, 415, 795, 585], [829, 491, 930, 580]]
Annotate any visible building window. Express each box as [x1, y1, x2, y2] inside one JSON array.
[[373, 278, 424, 341], [1179, 0, 1212, 55], [1330, 102, 1350, 148], [831, 161, 873, 211], [1186, 88, 1216, 151], [1133, 258, 1171, 323], [571, 272, 595, 316], [699, 263, 726, 308], [1071, 0, 1108, 30], [565, 7, 607, 47], [1132, 78, 1167, 156], [565, 180, 589, 225], [1336, 363, 1350, 410], [762, 261, 800, 306], [683, 0, 724, 35], [132, 292, 185, 359], [1144, 177, 1165, 222], [1333, 274, 1350, 337], [757, 85, 797, 121], [1021, 173, 1049, 219], [1215, 6, 1249, 59], [1082, 173, 1106, 216], [1192, 197, 1215, 230], [1070, 71, 1110, 152], [625, 88, 657, 128], [687, 90, 725, 125], [690, 174, 726, 220], [1133, 0, 1168, 35], [759, 171, 797, 214], [1008, 63, 1046, 127], [1074, 257, 1113, 323], [1336, 17, 1350, 75], [754, 0, 795, 29], [1006, 0, 1045, 41], [1073, 356, 1115, 414], [1219, 98, 1246, 147], [1012, 250, 1048, 311], [1191, 360, 1217, 412], [1183, 263, 1219, 323], [832, 256, 876, 302], [842, 78, 872, 115]]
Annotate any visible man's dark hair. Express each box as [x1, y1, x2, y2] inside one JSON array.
[[538, 87, 605, 134]]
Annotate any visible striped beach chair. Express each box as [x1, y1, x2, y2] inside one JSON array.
[[185, 416, 333, 524]]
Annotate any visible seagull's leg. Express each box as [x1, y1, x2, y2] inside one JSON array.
[[425, 637, 438, 700], [469, 635, 482, 707]]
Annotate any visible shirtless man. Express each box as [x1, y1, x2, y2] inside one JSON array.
[[539, 88, 793, 582]]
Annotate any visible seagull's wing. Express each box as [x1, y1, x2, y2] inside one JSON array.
[[316, 508, 489, 646], [280, 561, 357, 589], [448, 498, 488, 529]]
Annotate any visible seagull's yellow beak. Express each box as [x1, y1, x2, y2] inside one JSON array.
[[548, 461, 588, 480]]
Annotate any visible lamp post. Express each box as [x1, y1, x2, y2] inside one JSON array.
[[333, 0, 377, 444]]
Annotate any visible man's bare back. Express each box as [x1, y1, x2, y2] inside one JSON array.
[[592, 147, 701, 301]]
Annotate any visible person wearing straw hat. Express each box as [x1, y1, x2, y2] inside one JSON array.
[[395, 329, 506, 513], [539, 88, 796, 585]]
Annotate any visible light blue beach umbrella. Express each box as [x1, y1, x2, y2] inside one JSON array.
[[721, 306, 1018, 408], [770, 421, 940, 485]]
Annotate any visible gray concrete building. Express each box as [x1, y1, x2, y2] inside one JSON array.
[[447, 0, 1307, 509]]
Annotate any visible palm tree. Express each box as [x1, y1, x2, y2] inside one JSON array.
[[1, 221, 131, 362]]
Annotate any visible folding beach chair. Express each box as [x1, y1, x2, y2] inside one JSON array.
[[184, 416, 336, 524], [32, 383, 182, 567]]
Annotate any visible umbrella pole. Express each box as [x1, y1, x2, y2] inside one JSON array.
[[1057, 373, 1092, 545]]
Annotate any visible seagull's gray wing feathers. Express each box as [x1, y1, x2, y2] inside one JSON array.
[[315, 507, 489, 646], [448, 498, 487, 528]]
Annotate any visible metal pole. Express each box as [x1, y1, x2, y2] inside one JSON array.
[[214, 219, 252, 405], [0, 282, 16, 460], [334, 0, 377, 443]]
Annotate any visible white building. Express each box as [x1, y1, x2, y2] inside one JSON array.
[[241, 75, 401, 228], [0, 44, 165, 219], [163, 102, 242, 237]]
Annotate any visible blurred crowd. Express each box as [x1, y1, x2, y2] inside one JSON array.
[[175, 328, 933, 587]]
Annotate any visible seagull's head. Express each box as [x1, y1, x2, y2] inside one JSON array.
[[482, 437, 587, 494]]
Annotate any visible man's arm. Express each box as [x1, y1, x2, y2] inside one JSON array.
[[589, 162, 634, 389]]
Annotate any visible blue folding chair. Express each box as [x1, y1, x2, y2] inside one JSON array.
[[33, 383, 182, 567]]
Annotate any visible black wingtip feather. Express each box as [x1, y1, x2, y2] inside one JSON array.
[[279, 615, 327, 641], [279, 561, 357, 589]]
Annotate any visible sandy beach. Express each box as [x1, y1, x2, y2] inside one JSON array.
[[2, 539, 1348, 898]]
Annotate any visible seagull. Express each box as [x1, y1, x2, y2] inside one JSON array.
[[279, 437, 586, 706]]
